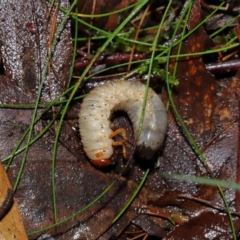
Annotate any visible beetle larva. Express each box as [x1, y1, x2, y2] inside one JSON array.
[[78, 80, 167, 166]]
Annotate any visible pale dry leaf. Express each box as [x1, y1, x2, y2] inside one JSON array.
[[0, 161, 28, 240]]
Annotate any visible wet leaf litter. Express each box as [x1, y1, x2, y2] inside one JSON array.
[[0, 0, 240, 239]]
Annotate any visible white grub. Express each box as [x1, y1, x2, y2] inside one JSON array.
[[79, 80, 167, 165]]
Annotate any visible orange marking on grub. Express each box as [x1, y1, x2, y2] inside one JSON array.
[[95, 151, 105, 158]]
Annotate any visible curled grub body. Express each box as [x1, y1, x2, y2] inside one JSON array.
[[78, 81, 167, 166]]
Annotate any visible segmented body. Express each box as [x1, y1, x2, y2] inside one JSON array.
[[79, 80, 167, 166]]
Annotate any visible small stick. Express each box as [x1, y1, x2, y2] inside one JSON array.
[[235, 88, 240, 212], [0, 189, 14, 221]]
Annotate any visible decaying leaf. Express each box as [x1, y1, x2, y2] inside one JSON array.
[[76, 0, 136, 31], [1, 0, 240, 239]]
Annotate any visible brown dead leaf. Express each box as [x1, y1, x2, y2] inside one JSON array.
[[163, 211, 240, 239], [0, 0, 72, 103], [8, 160, 157, 239], [1, 0, 240, 238], [77, 0, 136, 31]]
